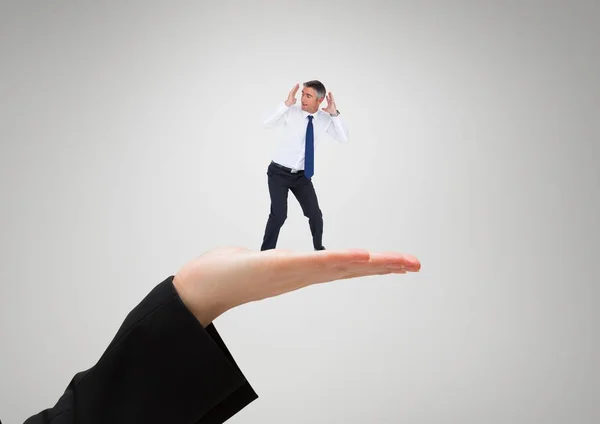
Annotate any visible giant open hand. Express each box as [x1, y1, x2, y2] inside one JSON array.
[[173, 247, 421, 326]]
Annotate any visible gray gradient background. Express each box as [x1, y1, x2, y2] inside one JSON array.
[[1, 1, 599, 423]]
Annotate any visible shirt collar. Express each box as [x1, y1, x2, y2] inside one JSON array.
[[302, 109, 319, 119]]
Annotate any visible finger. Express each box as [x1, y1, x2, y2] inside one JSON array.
[[314, 251, 420, 282], [264, 248, 419, 285], [263, 256, 414, 298], [366, 252, 421, 272], [312, 253, 419, 284], [335, 267, 407, 281]]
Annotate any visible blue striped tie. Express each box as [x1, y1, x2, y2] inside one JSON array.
[[304, 115, 314, 178]]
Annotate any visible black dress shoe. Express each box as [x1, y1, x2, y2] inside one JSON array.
[[314, 246, 326, 251]]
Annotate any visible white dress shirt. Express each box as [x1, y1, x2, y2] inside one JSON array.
[[263, 101, 349, 170]]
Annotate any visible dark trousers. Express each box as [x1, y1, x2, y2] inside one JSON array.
[[260, 161, 324, 251]]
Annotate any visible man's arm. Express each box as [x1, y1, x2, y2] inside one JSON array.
[[262, 101, 291, 128], [263, 83, 299, 128], [24, 277, 257, 424], [327, 114, 349, 143], [322, 92, 349, 143]]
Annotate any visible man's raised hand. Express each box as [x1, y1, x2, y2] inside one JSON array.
[[321, 92, 338, 114], [285, 83, 300, 107]]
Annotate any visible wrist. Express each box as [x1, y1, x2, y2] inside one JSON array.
[[172, 271, 227, 327]]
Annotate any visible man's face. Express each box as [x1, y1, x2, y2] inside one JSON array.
[[301, 86, 323, 113]]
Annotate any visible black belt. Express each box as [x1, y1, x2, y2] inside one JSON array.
[[271, 161, 303, 173]]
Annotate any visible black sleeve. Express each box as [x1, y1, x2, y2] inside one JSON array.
[[23, 276, 258, 424]]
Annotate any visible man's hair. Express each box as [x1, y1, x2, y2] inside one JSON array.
[[303, 80, 326, 99]]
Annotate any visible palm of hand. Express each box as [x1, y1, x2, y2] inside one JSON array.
[[173, 246, 420, 326]]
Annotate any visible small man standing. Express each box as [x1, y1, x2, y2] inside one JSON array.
[[260, 80, 349, 251]]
